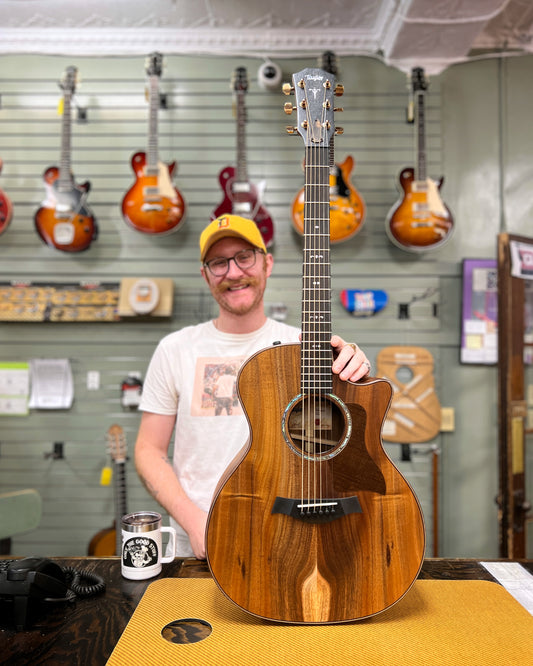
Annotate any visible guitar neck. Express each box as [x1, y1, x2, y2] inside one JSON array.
[[301, 144, 332, 393], [114, 460, 127, 554], [415, 89, 426, 182], [235, 91, 248, 183], [146, 75, 160, 174], [58, 92, 72, 192]]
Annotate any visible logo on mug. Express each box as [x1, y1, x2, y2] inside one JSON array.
[[123, 536, 158, 568]]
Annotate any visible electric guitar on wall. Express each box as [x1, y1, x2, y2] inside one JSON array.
[[206, 68, 425, 624], [291, 51, 365, 243], [385, 67, 454, 252], [121, 52, 186, 235], [0, 158, 13, 236], [88, 425, 128, 557], [34, 66, 98, 252], [212, 66, 274, 247]]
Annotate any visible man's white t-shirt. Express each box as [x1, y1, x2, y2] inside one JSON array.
[[139, 318, 300, 556]]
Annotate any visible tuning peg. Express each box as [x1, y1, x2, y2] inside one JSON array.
[[334, 83, 344, 96], [282, 83, 294, 95], [283, 102, 295, 115], [286, 126, 299, 134], [334, 107, 344, 113], [335, 127, 344, 135]]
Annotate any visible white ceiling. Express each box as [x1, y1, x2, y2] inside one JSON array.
[[2, 0, 533, 73]]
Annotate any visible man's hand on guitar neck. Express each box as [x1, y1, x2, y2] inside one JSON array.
[[330, 335, 371, 382]]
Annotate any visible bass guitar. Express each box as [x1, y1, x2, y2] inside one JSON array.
[[206, 67, 425, 624], [385, 67, 453, 252], [88, 425, 128, 557], [212, 66, 274, 247], [121, 52, 186, 235], [34, 66, 98, 252], [0, 158, 13, 236], [291, 51, 365, 243]]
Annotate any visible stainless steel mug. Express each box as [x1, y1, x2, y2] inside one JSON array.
[[121, 511, 176, 580]]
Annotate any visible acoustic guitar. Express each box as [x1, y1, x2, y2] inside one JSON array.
[[88, 425, 128, 557], [0, 158, 13, 236], [34, 66, 98, 252], [206, 67, 425, 624], [212, 66, 274, 248], [121, 52, 186, 235], [385, 67, 454, 252], [291, 51, 365, 243]]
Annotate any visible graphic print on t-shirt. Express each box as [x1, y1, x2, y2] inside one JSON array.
[[191, 356, 246, 416]]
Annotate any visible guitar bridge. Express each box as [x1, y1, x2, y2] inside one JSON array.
[[272, 496, 362, 524]]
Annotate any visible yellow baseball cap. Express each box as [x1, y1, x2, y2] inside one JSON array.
[[200, 215, 267, 262]]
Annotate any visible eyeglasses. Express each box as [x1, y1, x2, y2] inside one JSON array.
[[204, 248, 264, 277]]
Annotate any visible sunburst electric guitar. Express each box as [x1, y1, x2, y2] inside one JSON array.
[[212, 66, 274, 247], [34, 66, 98, 252], [121, 52, 186, 235], [207, 67, 425, 624], [88, 425, 128, 557], [386, 67, 453, 252], [291, 51, 365, 243]]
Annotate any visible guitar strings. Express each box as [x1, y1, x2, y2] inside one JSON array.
[[301, 75, 331, 516]]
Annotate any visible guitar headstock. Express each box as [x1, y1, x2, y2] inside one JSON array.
[[59, 66, 78, 96], [107, 424, 127, 463], [232, 67, 248, 93], [283, 67, 343, 148], [410, 67, 428, 93], [146, 52, 163, 78]]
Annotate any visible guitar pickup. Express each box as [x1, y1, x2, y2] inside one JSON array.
[[272, 495, 362, 524], [232, 182, 251, 193]]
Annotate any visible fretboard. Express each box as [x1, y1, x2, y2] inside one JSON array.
[[301, 145, 332, 393], [114, 461, 127, 556], [146, 75, 159, 175], [58, 93, 72, 193], [415, 91, 426, 181], [235, 91, 248, 183]]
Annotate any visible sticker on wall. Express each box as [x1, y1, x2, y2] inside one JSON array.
[[340, 289, 388, 317]]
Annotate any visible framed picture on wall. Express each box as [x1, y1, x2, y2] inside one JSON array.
[[460, 259, 498, 364]]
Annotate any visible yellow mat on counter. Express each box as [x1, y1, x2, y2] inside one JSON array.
[[107, 578, 532, 666]]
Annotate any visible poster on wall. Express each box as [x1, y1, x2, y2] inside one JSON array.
[[460, 259, 498, 364]]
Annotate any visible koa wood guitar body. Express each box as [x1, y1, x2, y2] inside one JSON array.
[[121, 52, 186, 235], [385, 67, 453, 252], [34, 66, 98, 252], [207, 67, 425, 624], [212, 66, 274, 248]]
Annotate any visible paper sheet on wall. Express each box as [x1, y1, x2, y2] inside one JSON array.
[[0, 362, 30, 415], [29, 358, 74, 409]]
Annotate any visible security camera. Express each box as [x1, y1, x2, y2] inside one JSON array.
[[258, 61, 282, 91]]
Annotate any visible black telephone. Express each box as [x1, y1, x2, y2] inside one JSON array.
[[0, 557, 105, 631]]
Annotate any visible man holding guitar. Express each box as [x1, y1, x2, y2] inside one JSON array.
[[134, 214, 371, 560]]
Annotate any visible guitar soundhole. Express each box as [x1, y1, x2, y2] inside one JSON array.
[[283, 393, 351, 461]]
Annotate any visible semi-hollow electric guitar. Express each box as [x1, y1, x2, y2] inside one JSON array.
[[88, 425, 128, 557], [121, 52, 186, 235], [291, 51, 365, 243], [34, 66, 98, 252], [207, 67, 425, 624], [0, 159, 13, 236], [385, 67, 453, 252], [212, 66, 274, 247]]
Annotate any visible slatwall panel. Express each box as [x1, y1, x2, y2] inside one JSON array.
[[0, 53, 452, 557]]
